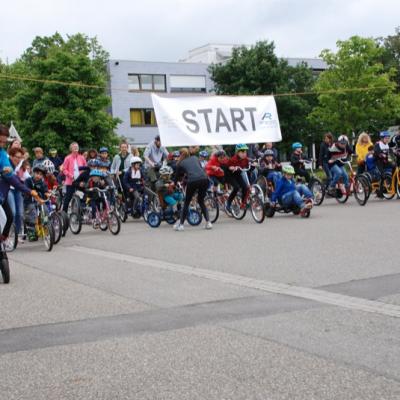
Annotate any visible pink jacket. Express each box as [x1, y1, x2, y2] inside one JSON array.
[[62, 153, 87, 185]]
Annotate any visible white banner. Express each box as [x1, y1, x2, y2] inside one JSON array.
[[151, 94, 282, 147]]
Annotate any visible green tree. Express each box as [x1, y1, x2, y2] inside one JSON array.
[[309, 36, 400, 136], [14, 33, 119, 152], [209, 41, 317, 151]]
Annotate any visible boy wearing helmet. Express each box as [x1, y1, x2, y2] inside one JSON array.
[[199, 150, 209, 169], [156, 165, 183, 210], [290, 142, 310, 182], [42, 160, 58, 191], [24, 165, 50, 241], [98, 147, 111, 170], [271, 165, 313, 216], [374, 131, 394, 175], [259, 149, 282, 187], [205, 150, 228, 192], [123, 157, 144, 215], [225, 144, 252, 212]]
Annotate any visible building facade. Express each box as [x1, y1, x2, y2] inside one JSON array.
[[107, 60, 214, 145], [107, 45, 327, 145]]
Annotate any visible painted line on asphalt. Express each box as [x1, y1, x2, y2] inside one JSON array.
[[68, 245, 400, 319]]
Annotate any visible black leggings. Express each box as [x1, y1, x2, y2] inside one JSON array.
[[2, 199, 14, 238], [227, 173, 248, 205], [180, 179, 209, 224]]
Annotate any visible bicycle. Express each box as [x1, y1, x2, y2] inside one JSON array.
[[29, 199, 55, 251], [228, 164, 265, 223], [69, 187, 121, 235]]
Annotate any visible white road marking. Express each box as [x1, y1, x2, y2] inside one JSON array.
[[68, 245, 400, 319]]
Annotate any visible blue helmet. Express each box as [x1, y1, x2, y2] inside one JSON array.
[[98, 160, 110, 168], [380, 131, 391, 138], [199, 150, 209, 158], [235, 144, 249, 153], [292, 142, 302, 150], [99, 146, 109, 153], [89, 169, 105, 177]]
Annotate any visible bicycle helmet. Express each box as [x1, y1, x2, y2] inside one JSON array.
[[215, 150, 226, 158], [338, 135, 349, 143], [131, 156, 143, 165], [33, 164, 47, 175], [199, 150, 209, 158], [282, 165, 295, 175], [89, 169, 105, 177], [264, 149, 275, 157], [159, 165, 173, 176], [42, 159, 55, 174], [235, 144, 248, 152], [99, 146, 109, 153], [292, 142, 302, 150], [172, 150, 180, 157], [98, 160, 110, 168], [380, 131, 391, 138]]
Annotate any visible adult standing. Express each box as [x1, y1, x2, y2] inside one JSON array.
[[318, 133, 334, 183], [32, 147, 48, 169], [143, 135, 169, 185], [111, 142, 132, 176], [174, 148, 211, 231], [355, 132, 372, 174], [62, 142, 87, 212], [7, 148, 26, 241]]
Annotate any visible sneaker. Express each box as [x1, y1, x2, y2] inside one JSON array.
[[205, 221, 212, 230], [225, 203, 232, 215], [174, 223, 184, 231], [240, 202, 247, 210], [299, 206, 309, 217]]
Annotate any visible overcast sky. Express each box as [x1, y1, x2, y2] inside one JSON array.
[[1, 0, 399, 63]]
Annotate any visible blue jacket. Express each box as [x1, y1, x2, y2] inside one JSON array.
[[123, 167, 144, 191], [271, 176, 296, 203], [365, 154, 376, 172]]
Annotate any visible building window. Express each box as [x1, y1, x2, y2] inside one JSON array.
[[170, 75, 206, 93], [130, 108, 157, 127], [128, 74, 166, 92]]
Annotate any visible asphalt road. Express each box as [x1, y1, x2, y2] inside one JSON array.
[[1, 195, 400, 400]]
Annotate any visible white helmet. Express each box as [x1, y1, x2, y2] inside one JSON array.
[[159, 165, 173, 175], [338, 135, 349, 143], [131, 156, 142, 165], [42, 159, 55, 174]]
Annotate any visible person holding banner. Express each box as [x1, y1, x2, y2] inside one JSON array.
[[174, 148, 211, 231]]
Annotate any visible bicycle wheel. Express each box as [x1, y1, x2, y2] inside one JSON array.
[[50, 213, 63, 244], [309, 178, 325, 206], [4, 223, 17, 252], [265, 204, 276, 218], [250, 185, 265, 223], [117, 200, 127, 223], [353, 176, 369, 206], [69, 212, 82, 234], [147, 212, 161, 228], [0, 252, 10, 284], [108, 211, 121, 235], [231, 195, 246, 220], [70, 194, 82, 215], [205, 194, 219, 223], [256, 175, 268, 198], [43, 224, 54, 252], [187, 208, 202, 226], [60, 211, 69, 236], [396, 171, 400, 198], [381, 173, 395, 200]]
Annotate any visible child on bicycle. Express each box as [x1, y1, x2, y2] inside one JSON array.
[[225, 144, 252, 212], [122, 157, 145, 216], [199, 151, 209, 169], [259, 149, 281, 188], [374, 131, 394, 176], [270, 165, 313, 216], [155, 165, 183, 211], [290, 142, 310, 182], [24, 164, 50, 241], [87, 167, 107, 222], [327, 136, 352, 195], [365, 145, 381, 182], [205, 150, 228, 193]]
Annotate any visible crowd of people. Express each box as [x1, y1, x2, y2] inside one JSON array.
[[0, 124, 399, 243]]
